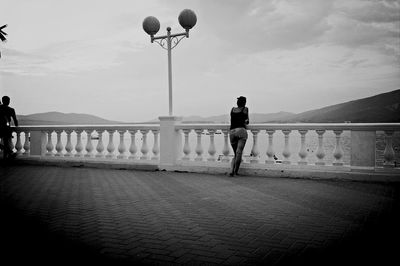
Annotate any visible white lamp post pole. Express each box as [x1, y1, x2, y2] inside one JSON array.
[[143, 9, 197, 116], [167, 28, 173, 116]]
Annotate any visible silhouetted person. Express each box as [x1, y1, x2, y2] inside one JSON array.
[[0, 96, 18, 160], [229, 96, 249, 177]]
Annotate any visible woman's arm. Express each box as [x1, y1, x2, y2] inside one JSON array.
[[11, 108, 18, 127], [244, 107, 249, 125]]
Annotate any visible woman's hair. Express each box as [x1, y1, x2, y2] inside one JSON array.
[[237, 98, 246, 107]]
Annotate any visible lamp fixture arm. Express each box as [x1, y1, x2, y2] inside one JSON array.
[[151, 30, 189, 50]]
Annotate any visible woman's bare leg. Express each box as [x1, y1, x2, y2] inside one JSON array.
[[230, 142, 238, 176], [234, 139, 246, 175]]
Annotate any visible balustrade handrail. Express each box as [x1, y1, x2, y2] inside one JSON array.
[[13, 124, 160, 132], [11, 123, 400, 132], [176, 123, 400, 131]]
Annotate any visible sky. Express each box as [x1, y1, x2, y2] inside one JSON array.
[[0, 0, 399, 122]]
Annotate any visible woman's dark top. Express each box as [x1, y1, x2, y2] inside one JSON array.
[[230, 107, 249, 130]]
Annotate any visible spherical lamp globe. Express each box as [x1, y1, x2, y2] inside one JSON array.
[[143, 16, 160, 36], [178, 9, 197, 30]]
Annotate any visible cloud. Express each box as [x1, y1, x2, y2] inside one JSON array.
[[338, 0, 400, 23], [0, 30, 143, 76], [195, 0, 334, 53], [323, 0, 400, 60], [163, 0, 399, 60]]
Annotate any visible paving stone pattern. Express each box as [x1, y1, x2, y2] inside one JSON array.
[[1, 165, 399, 266]]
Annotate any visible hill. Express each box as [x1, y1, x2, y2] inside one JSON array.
[[179, 90, 400, 123], [17, 112, 126, 125], [280, 89, 400, 123]]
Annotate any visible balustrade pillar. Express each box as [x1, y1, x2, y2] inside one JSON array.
[[159, 116, 182, 169], [152, 130, 160, 160], [140, 130, 149, 160], [298, 130, 308, 165], [64, 130, 73, 157], [282, 130, 291, 164], [74, 130, 84, 157], [55, 130, 64, 157], [8, 132, 15, 153], [221, 129, 230, 163], [333, 130, 344, 166], [45, 131, 54, 156], [117, 130, 127, 159], [207, 129, 217, 161], [182, 129, 191, 160], [250, 129, 260, 163], [84, 130, 94, 158], [29, 131, 46, 156], [315, 130, 326, 165], [23, 131, 30, 156], [15, 132, 23, 155], [128, 130, 138, 160], [350, 130, 376, 170], [383, 130, 395, 167], [194, 129, 204, 161], [95, 131, 105, 158], [106, 130, 116, 158], [265, 130, 275, 164]]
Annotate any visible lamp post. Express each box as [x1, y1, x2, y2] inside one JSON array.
[[143, 9, 197, 116]]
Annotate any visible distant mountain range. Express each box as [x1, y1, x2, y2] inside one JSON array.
[[17, 112, 127, 125], [281, 89, 400, 123], [17, 89, 400, 125], [178, 89, 400, 123]]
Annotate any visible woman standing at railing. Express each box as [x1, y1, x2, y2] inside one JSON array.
[[229, 96, 249, 177]]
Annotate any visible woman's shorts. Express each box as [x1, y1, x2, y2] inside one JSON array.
[[229, 127, 248, 145]]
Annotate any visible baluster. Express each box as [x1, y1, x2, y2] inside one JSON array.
[[333, 130, 344, 166], [84, 130, 94, 158], [298, 130, 308, 165], [128, 130, 138, 160], [55, 130, 64, 157], [64, 130, 73, 157], [151, 130, 160, 160], [46, 130, 54, 156], [315, 130, 326, 165], [383, 130, 395, 167], [74, 130, 84, 157], [194, 129, 204, 161], [117, 130, 127, 159], [265, 130, 275, 164], [9, 132, 15, 153], [182, 129, 191, 160], [15, 131, 23, 155], [207, 129, 217, 161], [140, 129, 149, 160], [250, 129, 260, 163], [221, 129, 230, 163], [106, 130, 116, 158], [95, 130, 105, 158], [23, 131, 30, 156], [282, 130, 291, 164]]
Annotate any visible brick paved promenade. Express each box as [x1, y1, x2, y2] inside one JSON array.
[[1, 165, 399, 266]]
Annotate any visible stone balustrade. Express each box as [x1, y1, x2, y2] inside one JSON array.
[[2, 121, 400, 175], [176, 123, 400, 171], [10, 125, 160, 163]]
